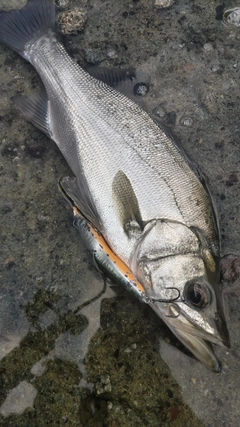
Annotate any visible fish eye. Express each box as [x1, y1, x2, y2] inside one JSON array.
[[184, 283, 209, 308]]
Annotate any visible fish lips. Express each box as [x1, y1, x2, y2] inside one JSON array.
[[150, 301, 230, 372]]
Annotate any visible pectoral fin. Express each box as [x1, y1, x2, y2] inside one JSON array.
[[112, 170, 143, 237]]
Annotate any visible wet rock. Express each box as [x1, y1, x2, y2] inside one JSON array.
[[220, 254, 240, 284], [215, 141, 224, 148], [226, 173, 238, 187], [0, 203, 12, 214], [0, 381, 37, 417], [38, 309, 58, 330], [1, 0, 240, 425], [1, 143, 18, 157], [25, 139, 48, 158], [0, 0, 26, 10], [4, 56, 17, 67], [30, 129, 46, 141], [169, 406, 180, 422], [95, 374, 112, 395], [58, 8, 88, 35], [84, 48, 106, 65], [4, 257, 16, 270]]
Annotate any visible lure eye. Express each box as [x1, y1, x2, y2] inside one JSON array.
[[185, 283, 209, 308]]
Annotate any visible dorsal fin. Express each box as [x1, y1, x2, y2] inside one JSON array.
[[86, 67, 150, 107]]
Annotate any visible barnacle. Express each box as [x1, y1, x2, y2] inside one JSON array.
[[155, 0, 175, 9], [223, 7, 240, 27]]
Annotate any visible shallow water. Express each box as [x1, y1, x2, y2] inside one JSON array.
[[0, 0, 240, 426]]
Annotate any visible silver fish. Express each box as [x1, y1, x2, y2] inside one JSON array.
[[0, 0, 230, 371]]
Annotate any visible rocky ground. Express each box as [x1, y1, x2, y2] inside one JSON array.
[[0, 0, 240, 426]]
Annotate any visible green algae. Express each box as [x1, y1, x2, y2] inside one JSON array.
[[0, 291, 205, 426]]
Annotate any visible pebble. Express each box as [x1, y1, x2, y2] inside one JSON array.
[[100, 375, 110, 385], [95, 374, 112, 395], [84, 48, 105, 65], [30, 361, 45, 377], [153, 106, 166, 118], [203, 43, 213, 52], [37, 214, 49, 222], [56, 0, 71, 9], [58, 8, 87, 35], [0, 203, 12, 214], [107, 49, 118, 59], [107, 401, 113, 410]]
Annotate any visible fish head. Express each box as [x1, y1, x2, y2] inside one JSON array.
[[131, 220, 230, 372]]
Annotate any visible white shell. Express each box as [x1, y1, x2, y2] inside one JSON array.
[[155, 0, 175, 9]]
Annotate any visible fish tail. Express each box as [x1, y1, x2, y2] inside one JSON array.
[[0, 0, 56, 61]]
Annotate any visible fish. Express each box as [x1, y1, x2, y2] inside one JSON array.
[[0, 0, 230, 371]]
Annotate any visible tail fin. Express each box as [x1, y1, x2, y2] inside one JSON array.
[[0, 0, 56, 60]]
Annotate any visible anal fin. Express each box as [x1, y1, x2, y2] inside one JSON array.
[[59, 176, 103, 232], [12, 91, 51, 138]]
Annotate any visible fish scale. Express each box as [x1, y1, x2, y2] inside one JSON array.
[[30, 32, 217, 250]]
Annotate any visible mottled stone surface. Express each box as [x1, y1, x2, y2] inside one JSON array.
[[0, 0, 240, 426]]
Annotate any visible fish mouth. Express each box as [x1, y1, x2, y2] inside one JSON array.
[[150, 302, 230, 372]]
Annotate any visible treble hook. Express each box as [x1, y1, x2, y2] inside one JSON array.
[[165, 303, 181, 318], [144, 287, 181, 304]]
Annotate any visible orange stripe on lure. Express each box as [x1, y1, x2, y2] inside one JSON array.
[[72, 206, 148, 302]]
